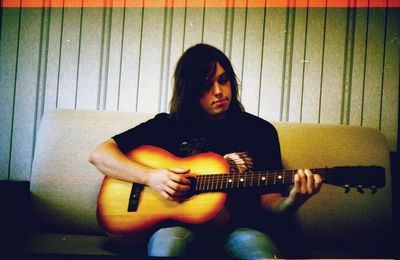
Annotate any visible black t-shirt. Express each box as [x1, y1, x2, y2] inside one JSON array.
[[112, 111, 283, 228], [113, 112, 282, 171]]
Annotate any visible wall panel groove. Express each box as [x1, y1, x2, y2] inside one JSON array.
[[98, 6, 112, 110], [74, 7, 84, 109], [342, 6, 356, 125], [298, 7, 309, 123], [32, 6, 51, 176], [281, 7, 295, 122], [159, 3, 174, 112], [134, 5, 145, 112], [54, 7, 63, 109], [256, 5, 267, 117], [378, 6, 389, 131]]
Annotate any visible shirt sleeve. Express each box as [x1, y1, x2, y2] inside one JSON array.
[[265, 124, 283, 171], [251, 118, 283, 172]]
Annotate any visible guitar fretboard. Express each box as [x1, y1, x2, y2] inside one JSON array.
[[192, 169, 328, 192], [191, 165, 385, 192]]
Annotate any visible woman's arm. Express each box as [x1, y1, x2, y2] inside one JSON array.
[[89, 139, 195, 200], [260, 169, 322, 215]]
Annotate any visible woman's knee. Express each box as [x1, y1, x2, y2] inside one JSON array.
[[224, 227, 280, 259], [147, 226, 195, 256]]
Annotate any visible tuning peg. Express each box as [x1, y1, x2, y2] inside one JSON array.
[[357, 185, 364, 193], [343, 184, 350, 193], [370, 186, 377, 194]]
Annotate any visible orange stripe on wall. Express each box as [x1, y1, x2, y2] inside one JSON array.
[[2, 0, 400, 8]]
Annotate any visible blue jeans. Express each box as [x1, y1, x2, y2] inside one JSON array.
[[147, 226, 280, 259]]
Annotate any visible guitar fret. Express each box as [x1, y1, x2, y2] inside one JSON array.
[[198, 176, 201, 191], [213, 176, 216, 190]]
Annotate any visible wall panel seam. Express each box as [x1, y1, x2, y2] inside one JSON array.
[[360, 7, 370, 127], [74, 7, 84, 109], [257, 2, 267, 117], [378, 5, 389, 131], [341, 6, 356, 125], [117, 5, 127, 111], [97, 6, 112, 110], [159, 2, 174, 112], [299, 6, 309, 123], [317, 5, 327, 124], [31, 6, 50, 178], [223, 0, 234, 57], [201, 0, 206, 43], [55, 7, 65, 108], [181, 1, 188, 53], [239, 1, 248, 100], [38, 7, 51, 119], [135, 4, 145, 112], [281, 7, 295, 122]]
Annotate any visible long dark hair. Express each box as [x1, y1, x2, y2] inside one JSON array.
[[169, 43, 244, 122]]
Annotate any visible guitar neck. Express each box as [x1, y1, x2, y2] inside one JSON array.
[[191, 166, 385, 192], [192, 168, 321, 192]]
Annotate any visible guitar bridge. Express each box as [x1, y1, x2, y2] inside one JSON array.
[[128, 183, 143, 212]]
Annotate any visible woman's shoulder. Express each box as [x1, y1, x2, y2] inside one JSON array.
[[150, 113, 183, 128], [239, 112, 276, 130]]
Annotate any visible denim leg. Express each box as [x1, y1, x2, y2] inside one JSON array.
[[147, 226, 195, 257], [223, 227, 280, 259]]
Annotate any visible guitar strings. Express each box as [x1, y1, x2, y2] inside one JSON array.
[[193, 169, 331, 191]]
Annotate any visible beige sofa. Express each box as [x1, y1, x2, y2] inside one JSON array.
[[13, 108, 393, 257]]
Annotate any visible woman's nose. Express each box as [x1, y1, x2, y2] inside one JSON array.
[[212, 83, 222, 95]]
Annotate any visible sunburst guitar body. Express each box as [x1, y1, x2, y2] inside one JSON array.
[[97, 145, 230, 235]]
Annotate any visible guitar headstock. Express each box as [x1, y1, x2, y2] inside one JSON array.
[[325, 166, 385, 193]]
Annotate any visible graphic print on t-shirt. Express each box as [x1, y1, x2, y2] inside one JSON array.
[[178, 138, 253, 174]]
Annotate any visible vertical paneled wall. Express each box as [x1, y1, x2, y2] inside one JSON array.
[[0, 5, 399, 180]]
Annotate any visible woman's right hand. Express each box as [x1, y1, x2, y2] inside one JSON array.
[[146, 168, 197, 201]]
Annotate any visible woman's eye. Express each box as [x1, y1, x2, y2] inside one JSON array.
[[218, 77, 229, 85]]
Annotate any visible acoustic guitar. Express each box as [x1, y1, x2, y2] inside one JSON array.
[[96, 145, 385, 235]]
